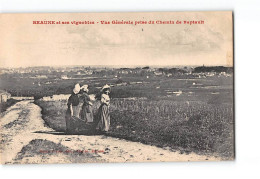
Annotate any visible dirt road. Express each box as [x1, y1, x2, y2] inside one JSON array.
[[0, 100, 220, 164]]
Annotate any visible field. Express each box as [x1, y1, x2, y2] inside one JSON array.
[[34, 74, 234, 159]]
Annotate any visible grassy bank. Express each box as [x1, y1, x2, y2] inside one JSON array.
[[35, 98, 234, 159], [0, 99, 20, 113], [14, 139, 103, 164]]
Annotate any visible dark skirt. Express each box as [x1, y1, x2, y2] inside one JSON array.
[[80, 105, 94, 123], [65, 105, 81, 133], [96, 104, 110, 132]]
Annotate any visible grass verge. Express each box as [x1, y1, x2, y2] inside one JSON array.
[[0, 99, 20, 113], [35, 99, 234, 159]]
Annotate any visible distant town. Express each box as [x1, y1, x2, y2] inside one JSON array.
[[0, 65, 233, 101], [0, 65, 233, 79]]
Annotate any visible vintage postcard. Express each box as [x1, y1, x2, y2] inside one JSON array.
[[0, 12, 234, 164]]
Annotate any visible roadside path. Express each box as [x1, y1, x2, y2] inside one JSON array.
[[0, 100, 220, 164]]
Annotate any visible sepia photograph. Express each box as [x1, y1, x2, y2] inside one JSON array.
[[0, 11, 234, 164]]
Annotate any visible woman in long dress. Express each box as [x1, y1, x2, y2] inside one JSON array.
[[65, 83, 81, 134], [96, 84, 111, 133], [80, 85, 94, 123]]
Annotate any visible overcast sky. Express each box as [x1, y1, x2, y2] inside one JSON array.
[[0, 12, 233, 68]]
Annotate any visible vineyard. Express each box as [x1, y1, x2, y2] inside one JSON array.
[[36, 97, 234, 159]]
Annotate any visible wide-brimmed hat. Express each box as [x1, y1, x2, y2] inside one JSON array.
[[73, 83, 81, 94], [81, 84, 89, 91], [101, 84, 111, 92]]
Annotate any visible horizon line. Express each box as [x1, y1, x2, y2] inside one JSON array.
[[0, 64, 233, 69]]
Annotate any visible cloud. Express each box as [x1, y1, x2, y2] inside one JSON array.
[[0, 12, 233, 67]]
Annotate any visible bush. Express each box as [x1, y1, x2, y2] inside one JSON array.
[[0, 99, 20, 113]]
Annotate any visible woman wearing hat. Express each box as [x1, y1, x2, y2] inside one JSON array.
[[65, 83, 81, 134], [96, 84, 111, 133], [80, 85, 94, 123]]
